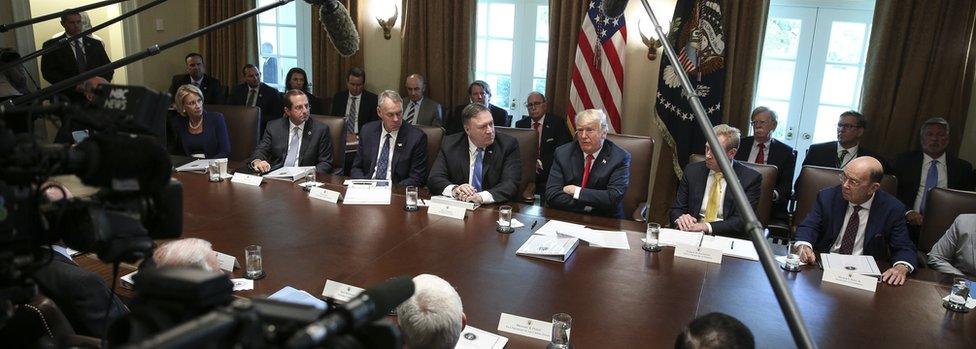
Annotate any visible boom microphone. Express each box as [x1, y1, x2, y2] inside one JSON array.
[[602, 0, 629, 18], [309, 0, 361, 57], [287, 276, 415, 348]]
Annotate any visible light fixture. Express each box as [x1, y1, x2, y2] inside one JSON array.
[[375, 3, 399, 40], [639, 18, 663, 61]]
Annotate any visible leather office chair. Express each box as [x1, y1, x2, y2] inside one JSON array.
[[495, 127, 537, 201], [311, 115, 349, 175], [608, 134, 653, 220], [0, 295, 99, 347], [918, 187, 976, 251], [415, 125, 444, 179], [206, 105, 260, 162], [792, 165, 898, 232], [686, 154, 777, 227]]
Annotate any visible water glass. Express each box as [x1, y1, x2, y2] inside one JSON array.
[[215, 158, 229, 177], [548, 313, 572, 349], [404, 186, 419, 211], [207, 161, 221, 182], [944, 278, 971, 312], [244, 245, 265, 279], [783, 240, 802, 272], [497, 205, 514, 233], [643, 223, 661, 252], [305, 171, 316, 184]]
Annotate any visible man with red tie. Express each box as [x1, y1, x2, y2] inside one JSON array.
[[515, 92, 573, 195], [735, 106, 796, 219], [545, 109, 631, 218]]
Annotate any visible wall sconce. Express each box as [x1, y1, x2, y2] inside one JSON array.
[[638, 19, 663, 61], [376, 3, 398, 40]]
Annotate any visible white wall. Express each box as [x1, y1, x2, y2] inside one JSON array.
[[361, 0, 403, 94], [28, 0, 128, 85]]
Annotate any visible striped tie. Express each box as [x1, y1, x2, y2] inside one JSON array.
[[405, 101, 418, 125]]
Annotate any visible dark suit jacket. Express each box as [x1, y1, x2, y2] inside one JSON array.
[[428, 132, 522, 203], [247, 117, 334, 173], [445, 103, 510, 135], [168, 111, 232, 159], [228, 82, 283, 135], [329, 90, 379, 133], [168, 74, 225, 104], [401, 97, 444, 127], [545, 140, 631, 218], [350, 121, 428, 187], [31, 251, 128, 337], [796, 186, 918, 266], [40, 35, 113, 100], [669, 161, 763, 239], [803, 141, 890, 173], [892, 150, 976, 210], [516, 114, 574, 194], [736, 136, 797, 212]]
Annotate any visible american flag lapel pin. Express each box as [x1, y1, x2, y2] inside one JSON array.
[[602, 159, 607, 164]]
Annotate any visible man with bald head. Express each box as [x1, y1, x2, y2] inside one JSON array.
[[401, 73, 443, 127], [795, 156, 918, 286], [516, 92, 573, 195]]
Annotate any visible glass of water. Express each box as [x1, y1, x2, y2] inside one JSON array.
[[208, 161, 221, 182], [244, 245, 265, 279], [548, 313, 572, 349], [944, 278, 971, 312], [643, 222, 661, 252], [404, 186, 419, 211], [783, 240, 802, 272], [497, 205, 514, 233]]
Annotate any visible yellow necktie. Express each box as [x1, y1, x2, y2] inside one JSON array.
[[704, 172, 723, 222]]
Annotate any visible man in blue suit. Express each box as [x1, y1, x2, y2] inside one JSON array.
[[796, 156, 918, 286], [350, 90, 428, 186], [545, 109, 631, 218]]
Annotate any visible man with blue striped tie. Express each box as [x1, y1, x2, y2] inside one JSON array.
[[350, 90, 429, 186], [401, 73, 443, 127]]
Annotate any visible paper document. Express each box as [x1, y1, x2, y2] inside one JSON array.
[[496, 218, 526, 228], [430, 195, 479, 210], [820, 253, 882, 276], [343, 180, 392, 205], [120, 271, 137, 289], [264, 166, 315, 182], [516, 235, 580, 262], [269, 286, 328, 310], [456, 325, 509, 349], [586, 230, 632, 250], [231, 278, 254, 291], [659, 229, 705, 247], [534, 220, 586, 237], [657, 229, 759, 260], [175, 159, 213, 172]]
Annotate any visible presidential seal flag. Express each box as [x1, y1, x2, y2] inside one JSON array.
[[655, 0, 726, 169], [567, 0, 627, 133]]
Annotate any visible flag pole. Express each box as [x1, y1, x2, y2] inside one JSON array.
[[637, 0, 816, 348]]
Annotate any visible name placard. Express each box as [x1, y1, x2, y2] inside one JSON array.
[[497, 313, 551, 341], [674, 245, 724, 264], [321, 280, 365, 303], [214, 251, 239, 272], [428, 201, 466, 220], [231, 172, 263, 186], [309, 187, 342, 203], [822, 269, 878, 292]]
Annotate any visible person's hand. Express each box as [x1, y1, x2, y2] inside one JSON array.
[[252, 160, 271, 173], [675, 214, 698, 231], [881, 264, 910, 286], [686, 223, 709, 233], [797, 245, 817, 264], [461, 192, 484, 204], [563, 185, 578, 196], [454, 184, 477, 199], [906, 211, 923, 226]]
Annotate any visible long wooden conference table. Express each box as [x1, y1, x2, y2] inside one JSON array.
[[85, 170, 974, 348]]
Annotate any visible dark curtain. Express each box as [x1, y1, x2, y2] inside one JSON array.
[[199, 1, 255, 88], [720, 0, 770, 130], [399, 0, 476, 111], [544, 0, 590, 119], [311, 0, 365, 100]]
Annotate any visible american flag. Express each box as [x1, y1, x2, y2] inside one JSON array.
[[567, 0, 627, 133]]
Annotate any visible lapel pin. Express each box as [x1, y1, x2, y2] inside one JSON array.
[[602, 159, 607, 164], [397, 143, 403, 147]]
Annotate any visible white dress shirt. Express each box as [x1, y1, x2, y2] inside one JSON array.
[[441, 139, 495, 204], [747, 139, 772, 163], [372, 127, 399, 180], [912, 153, 948, 211]]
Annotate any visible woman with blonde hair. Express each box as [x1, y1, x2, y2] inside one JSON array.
[[171, 84, 231, 159]]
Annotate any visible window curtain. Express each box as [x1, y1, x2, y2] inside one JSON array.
[[199, 1, 256, 89], [860, 0, 976, 157], [720, 0, 770, 130], [544, 1, 590, 120], [311, 0, 365, 99], [399, 0, 476, 113]]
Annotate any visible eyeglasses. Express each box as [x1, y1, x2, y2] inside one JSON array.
[[575, 128, 599, 135], [750, 120, 771, 126], [525, 102, 544, 108], [837, 123, 862, 130], [838, 173, 863, 187]]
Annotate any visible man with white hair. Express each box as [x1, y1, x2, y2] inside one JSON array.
[[396, 274, 466, 349], [545, 109, 632, 218], [153, 238, 222, 272], [350, 90, 429, 186]]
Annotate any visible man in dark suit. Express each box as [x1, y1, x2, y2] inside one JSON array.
[[802, 110, 888, 172], [330, 67, 379, 136], [796, 156, 918, 286], [545, 109, 631, 218], [168, 53, 224, 104], [428, 103, 522, 204], [350, 90, 428, 186], [40, 11, 113, 102], [735, 106, 796, 218], [670, 125, 762, 239], [516, 92, 574, 195], [445, 80, 510, 135], [893, 117, 975, 240], [248, 90, 333, 174], [401, 73, 444, 127], [229, 63, 282, 135]]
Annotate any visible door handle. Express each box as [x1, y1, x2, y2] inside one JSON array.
[[802, 133, 811, 140]]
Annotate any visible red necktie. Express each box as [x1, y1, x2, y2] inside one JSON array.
[[756, 143, 766, 164], [838, 206, 861, 254], [581, 154, 594, 189], [533, 121, 542, 173]]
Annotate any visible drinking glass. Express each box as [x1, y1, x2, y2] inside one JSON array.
[[547, 313, 572, 349], [245, 245, 265, 279], [783, 240, 802, 272], [497, 205, 514, 233], [208, 161, 221, 182], [643, 223, 661, 252], [404, 186, 419, 211], [944, 278, 971, 312]]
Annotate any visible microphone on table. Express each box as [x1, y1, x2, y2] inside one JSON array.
[[601, 0, 629, 18], [305, 0, 361, 57]]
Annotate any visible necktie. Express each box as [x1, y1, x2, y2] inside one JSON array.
[[838, 149, 850, 168], [72, 41, 87, 71], [471, 148, 484, 191], [704, 172, 723, 222], [838, 206, 862, 254], [374, 134, 392, 180], [346, 96, 358, 134], [581, 154, 594, 189], [533, 121, 542, 173], [246, 88, 258, 107], [756, 143, 766, 164], [405, 101, 418, 125], [284, 127, 301, 167], [919, 160, 939, 215]]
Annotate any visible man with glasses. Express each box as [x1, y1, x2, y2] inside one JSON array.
[[445, 80, 510, 135], [795, 156, 917, 286], [735, 106, 797, 219], [545, 109, 630, 218], [248, 90, 334, 174], [802, 110, 888, 172], [515, 92, 573, 195]]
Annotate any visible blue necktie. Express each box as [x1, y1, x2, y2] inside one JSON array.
[[284, 127, 300, 167], [471, 148, 484, 192], [374, 134, 392, 179], [920, 160, 939, 214]]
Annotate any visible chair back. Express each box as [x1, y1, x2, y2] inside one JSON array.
[[607, 134, 654, 219], [311, 115, 348, 175], [793, 165, 898, 229], [0, 295, 78, 347], [415, 125, 444, 177], [206, 105, 260, 161], [494, 127, 537, 197], [919, 187, 976, 251], [743, 162, 778, 226]]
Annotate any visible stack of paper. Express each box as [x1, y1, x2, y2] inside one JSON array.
[[516, 235, 580, 262], [175, 159, 212, 173], [269, 286, 328, 310], [820, 253, 881, 276], [455, 326, 509, 349], [264, 166, 315, 182], [343, 180, 392, 205], [658, 229, 759, 261], [533, 220, 631, 249]]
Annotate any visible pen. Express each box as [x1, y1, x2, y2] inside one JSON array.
[[531, 220, 538, 229]]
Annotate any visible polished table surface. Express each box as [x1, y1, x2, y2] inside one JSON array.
[[92, 171, 976, 348]]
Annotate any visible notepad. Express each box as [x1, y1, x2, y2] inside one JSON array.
[[264, 166, 315, 182], [516, 235, 580, 263], [343, 180, 392, 205]]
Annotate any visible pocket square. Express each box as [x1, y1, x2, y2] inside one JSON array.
[[546, 138, 554, 142]]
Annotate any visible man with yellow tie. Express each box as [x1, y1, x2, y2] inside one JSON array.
[[669, 125, 762, 239]]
